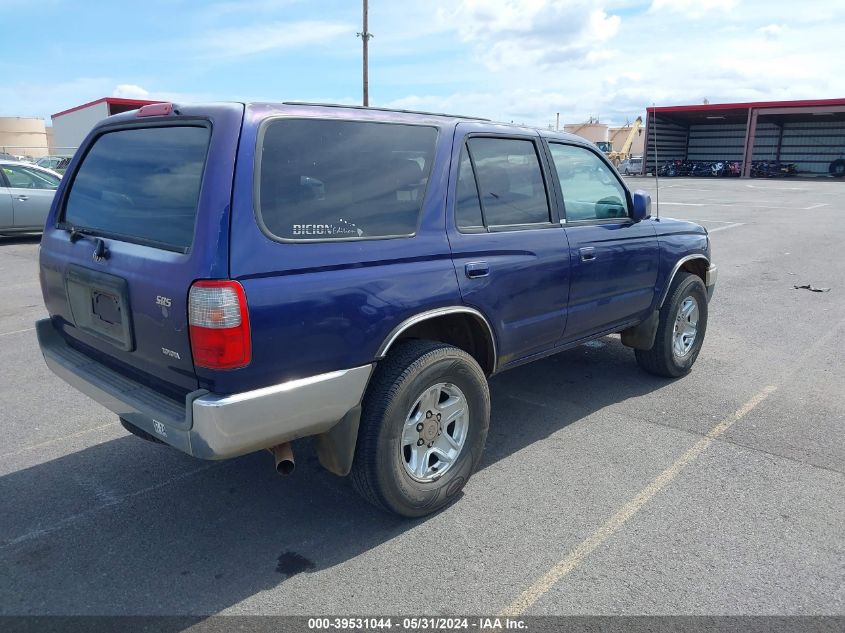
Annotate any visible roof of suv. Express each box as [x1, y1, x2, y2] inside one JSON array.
[[99, 100, 593, 146], [279, 101, 491, 122], [252, 102, 590, 144]]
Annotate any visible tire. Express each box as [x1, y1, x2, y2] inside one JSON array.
[[635, 272, 708, 378], [829, 159, 845, 178], [351, 340, 490, 517]]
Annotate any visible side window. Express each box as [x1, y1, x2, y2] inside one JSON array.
[[2, 165, 59, 190], [257, 119, 437, 240], [466, 137, 551, 227], [548, 143, 628, 222], [455, 145, 484, 230]]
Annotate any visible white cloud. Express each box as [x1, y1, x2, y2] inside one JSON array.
[[5, 0, 845, 128], [758, 24, 785, 39], [442, 0, 621, 70], [113, 84, 149, 99], [189, 20, 352, 59], [385, 88, 580, 126], [650, 0, 737, 16], [368, 0, 845, 130]]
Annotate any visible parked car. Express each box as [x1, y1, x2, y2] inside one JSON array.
[[620, 156, 643, 175], [36, 102, 716, 517], [35, 155, 72, 174], [0, 160, 61, 235]]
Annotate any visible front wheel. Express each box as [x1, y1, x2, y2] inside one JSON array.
[[635, 272, 708, 377], [351, 340, 490, 517]]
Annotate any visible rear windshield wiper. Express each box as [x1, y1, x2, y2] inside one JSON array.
[[62, 225, 97, 243], [62, 225, 111, 260]]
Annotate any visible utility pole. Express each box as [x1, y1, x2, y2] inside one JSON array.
[[357, 0, 373, 107]]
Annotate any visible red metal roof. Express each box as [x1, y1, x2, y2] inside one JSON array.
[[647, 98, 845, 114], [52, 97, 162, 119]]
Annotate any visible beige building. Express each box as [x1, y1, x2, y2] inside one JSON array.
[[561, 119, 645, 156], [563, 122, 608, 144], [0, 117, 49, 158]]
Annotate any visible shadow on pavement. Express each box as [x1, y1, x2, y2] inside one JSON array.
[[0, 234, 42, 245], [0, 337, 672, 615]]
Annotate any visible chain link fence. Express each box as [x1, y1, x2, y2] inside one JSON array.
[[0, 146, 78, 173]]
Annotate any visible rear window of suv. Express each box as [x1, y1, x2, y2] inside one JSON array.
[[257, 119, 437, 241], [63, 125, 209, 251]]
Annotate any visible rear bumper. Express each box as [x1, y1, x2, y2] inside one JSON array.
[[36, 319, 373, 459], [705, 264, 718, 302]]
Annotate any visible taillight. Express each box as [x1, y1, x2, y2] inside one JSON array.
[[188, 280, 251, 370]]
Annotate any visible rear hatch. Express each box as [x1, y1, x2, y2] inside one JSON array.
[[39, 103, 244, 400]]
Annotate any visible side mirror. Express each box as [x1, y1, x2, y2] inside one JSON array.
[[632, 190, 651, 222]]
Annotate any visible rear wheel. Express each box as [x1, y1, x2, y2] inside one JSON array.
[[351, 340, 490, 517], [635, 272, 708, 377]]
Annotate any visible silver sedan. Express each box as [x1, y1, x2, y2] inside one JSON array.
[[0, 160, 62, 235]]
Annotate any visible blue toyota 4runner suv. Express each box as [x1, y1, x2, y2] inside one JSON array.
[[37, 102, 716, 517]]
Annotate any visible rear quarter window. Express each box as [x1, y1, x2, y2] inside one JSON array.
[[256, 119, 438, 241], [63, 125, 209, 251]]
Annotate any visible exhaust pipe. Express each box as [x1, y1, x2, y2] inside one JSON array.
[[269, 442, 295, 476]]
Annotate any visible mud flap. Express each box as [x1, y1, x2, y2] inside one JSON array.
[[620, 310, 659, 351], [316, 406, 361, 476]]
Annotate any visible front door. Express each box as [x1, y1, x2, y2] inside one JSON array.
[[446, 125, 571, 369], [544, 141, 658, 343]]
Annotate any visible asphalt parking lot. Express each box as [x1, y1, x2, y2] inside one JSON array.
[[1, 178, 843, 617]]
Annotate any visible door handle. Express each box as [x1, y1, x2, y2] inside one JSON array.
[[465, 261, 489, 279], [579, 247, 596, 262], [16, 195, 28, 201]]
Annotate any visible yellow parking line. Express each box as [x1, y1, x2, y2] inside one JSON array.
[[706, 222, 744, 233], [499, 385, 777, 617], [0, 326, 35, 337], [0, 421, 120, 461]]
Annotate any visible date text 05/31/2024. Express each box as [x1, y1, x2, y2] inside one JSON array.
[[307, 617, 528, 630]]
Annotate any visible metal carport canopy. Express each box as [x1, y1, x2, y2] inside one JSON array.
[[644, 98, 845, 177]]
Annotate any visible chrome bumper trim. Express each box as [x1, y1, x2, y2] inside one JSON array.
[[190, 365, 373, 458], [36, 319, 373, 459]]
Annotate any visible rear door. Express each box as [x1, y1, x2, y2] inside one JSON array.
[[446, 123, 571, 368], [39, 104, 244, 397], [544, 141, 658, 342], [0, 164, 59, 228]]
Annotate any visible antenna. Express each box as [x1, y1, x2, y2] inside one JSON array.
[[652, 103, 660, 220]]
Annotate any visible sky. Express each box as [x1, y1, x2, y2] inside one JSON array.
[[1, 0, 843, 128]]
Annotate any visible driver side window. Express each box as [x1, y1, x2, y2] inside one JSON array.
[[548, 143, 628, 222]]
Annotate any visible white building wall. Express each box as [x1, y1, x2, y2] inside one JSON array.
[[51, 102, 110, 153]]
